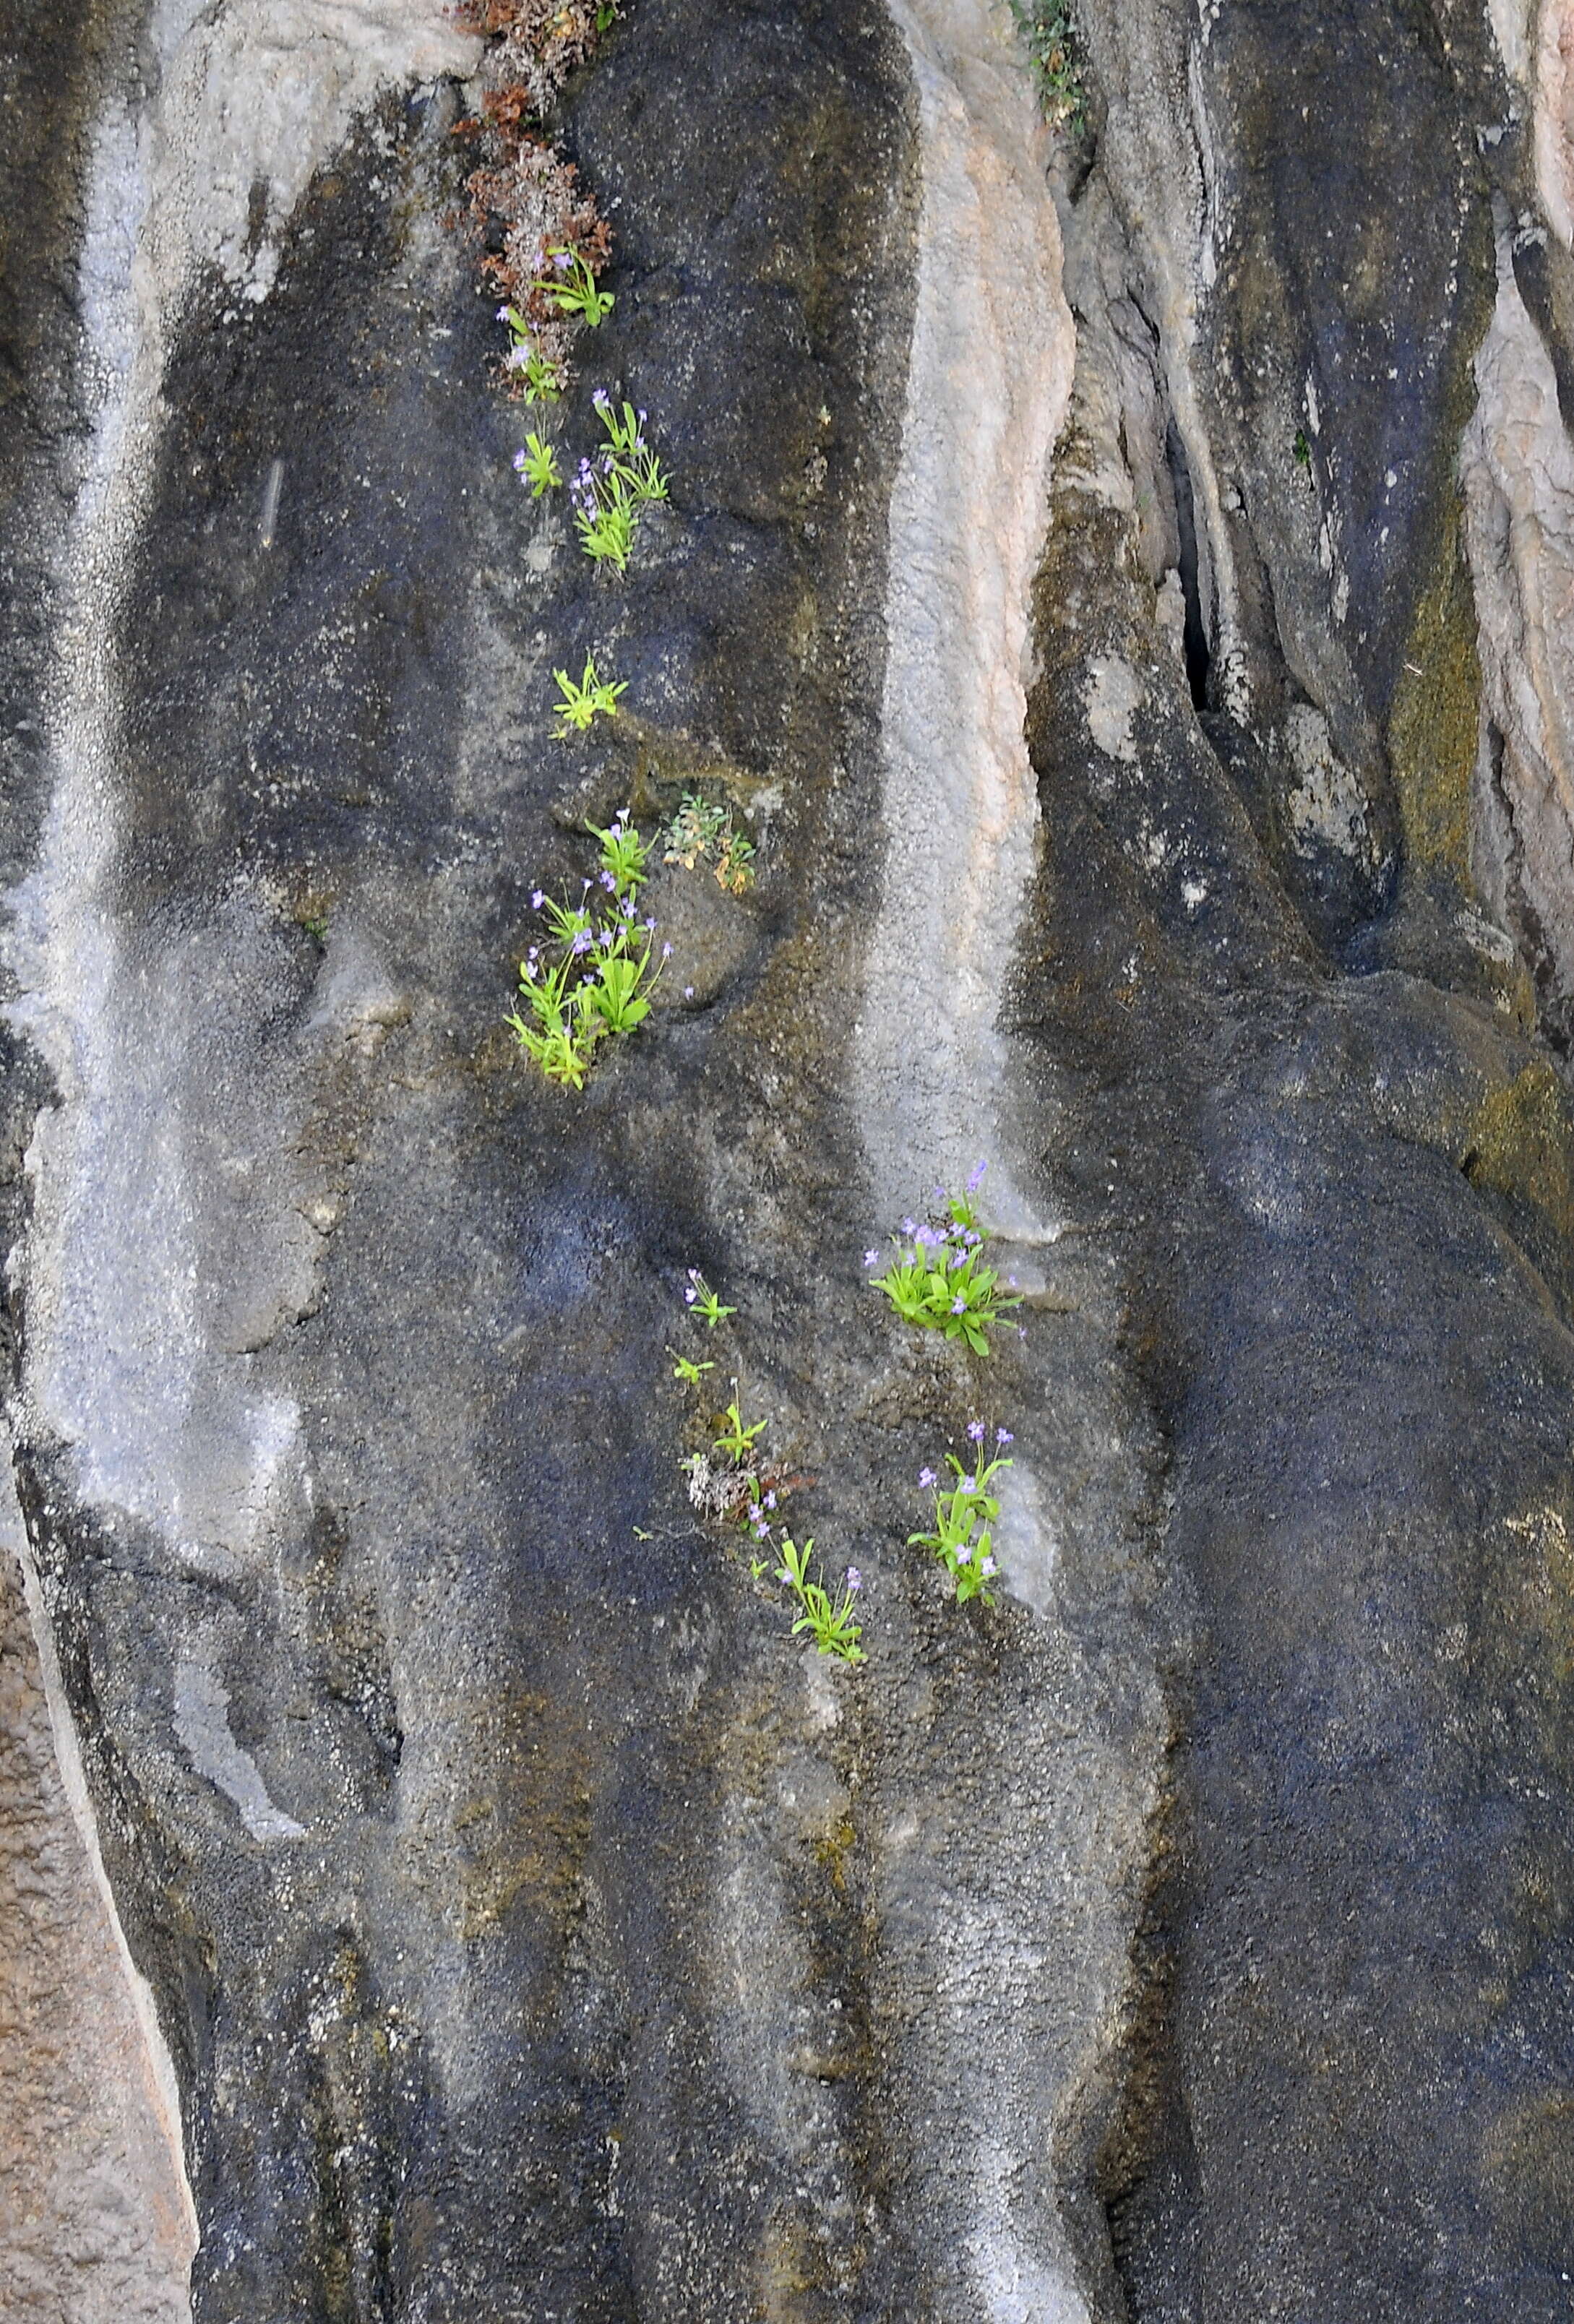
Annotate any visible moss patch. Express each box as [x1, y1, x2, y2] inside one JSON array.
[[1386, 502, 1481, 887]]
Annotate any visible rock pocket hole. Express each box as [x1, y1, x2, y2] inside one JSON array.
[[1166, 420, 1211, 712]]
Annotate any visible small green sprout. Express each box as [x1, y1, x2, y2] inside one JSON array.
[[535, 249, 615, 328], [908, 1424, 1013, 1605], [554, 654, 628, 738], [671, 1350, 714, 1385], [868, 1164, 1022, 1356], [684, 1270, 735, 1327], [663, 792, 757, 893], [714, 1394, 767, 1465], [755, 1536, 865, 1664], [595, 0, 619, 27], [514, 431, 562, 497]]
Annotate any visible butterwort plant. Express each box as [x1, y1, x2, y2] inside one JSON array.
[[754, 1536, 865, 1665], [909, 1423, 1014, 1605], [868, 1162, 1022, 1355], [507, 813, 670, 1088]]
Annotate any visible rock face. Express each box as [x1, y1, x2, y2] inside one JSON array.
[[6, 0, 1574, 2317]]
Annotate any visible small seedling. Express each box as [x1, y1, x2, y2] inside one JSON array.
[[908, 1424, 1014, 1605], [554, 655, 628, 738], [714, 1393, 767, 1465], [684, 1270, 736, 1327], [671, 1351, 714, 1385], [514, 431, 562, 496], [868, 1163, 1022, 1355], [757, 1536, 865, 1664], [535, 248, 615, 327]]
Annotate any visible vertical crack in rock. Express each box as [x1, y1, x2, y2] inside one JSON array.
[[860, 0, 1073, 1240]]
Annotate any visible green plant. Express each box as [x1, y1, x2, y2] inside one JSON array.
[[670, 1350, 713, 1385], [754, 1536, 865, 1664], [867, 1164, 1022, 1356], [498, 308, 568, 403], [507, 814, 668, 1088], [684, 1270, 736, 1327], [714, 1393, 767, 1464], [1003, 0, 1083, 126], [515, 430, 562, 495], [569, 395, 670, 575], [908, 1424, 1013, 1605], [553, 653, 627, 737], [535, 246, 615, 326], [663, 791, 757, 894]]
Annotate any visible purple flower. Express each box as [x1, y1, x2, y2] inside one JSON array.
[[496, 305, 511, 323], [997, 1428, 1013, 1446], [864, 1248, 881, 1268], [764, 1491, 776, 1510], [608, 819, 622, 839], [955, 1541, 973, 1565], [621, 895, 636, 918], [753, 1518, 770, 1539], [684, 985, 695, 999], [571, 931, 593, 955], [530, 888, 545, 909], [967, 1421, 986, 1443], [846, 1567, 862, 1593], [684, 1286, 697, 1304], [512, 448, 528, 472], [598, 926, 616, 948], [919, 1467, 937, 1489], [901, 1216, 919, 1238], [638, 408, 648, 423], [960, 1475, 975, 1493], [600, 869, 618, 891], [980, 1555, 997, 1578], [644, 915, 656, 931], [662, 942, 673, 960], [553, 249, 571, 272], [951, 1294, 967, 1314], [967, 1160, 987, 1192]]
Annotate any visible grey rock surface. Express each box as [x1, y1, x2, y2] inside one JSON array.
[[4, 0, 1574, 2317]]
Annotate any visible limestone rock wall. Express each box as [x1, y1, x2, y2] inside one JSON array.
[[4, 0, 1574, 2318]]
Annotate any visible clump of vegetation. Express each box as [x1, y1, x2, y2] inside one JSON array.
[[909, 1424, 1012, 1606], [663, 791, 757, 894], [671, 1283, 864, 1665], [552, 653, 627, 737], [1004, 0, 1083, 126], [867, 1163, 1022, 1355], [453, 0, 622, 397], [507, 814, 668, 1087], [570, 394, 671, 574]]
